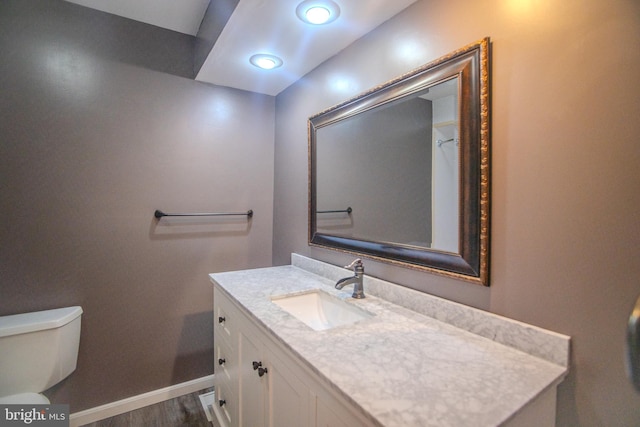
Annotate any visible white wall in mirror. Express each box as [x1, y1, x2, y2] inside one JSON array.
[[430, 79, 459, 252]]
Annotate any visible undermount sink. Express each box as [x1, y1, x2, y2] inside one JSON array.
[[271, 290, 373, 331]]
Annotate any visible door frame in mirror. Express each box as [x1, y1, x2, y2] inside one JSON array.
[[308, 38, 491, 286]]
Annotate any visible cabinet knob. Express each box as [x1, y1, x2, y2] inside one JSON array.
[[218, 316, 226, 324], [218, 399, 226, 407], [218, 358, 226, 366], [252, 361, 268, 377]]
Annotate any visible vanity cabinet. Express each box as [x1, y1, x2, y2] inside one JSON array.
[[211, 259, 570, 426], [213, 285, 371, 427]]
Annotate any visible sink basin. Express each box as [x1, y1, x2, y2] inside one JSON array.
[[271, 290, 373, 331]]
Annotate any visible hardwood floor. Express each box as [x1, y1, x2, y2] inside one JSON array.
[[80, 389, 213, 427]]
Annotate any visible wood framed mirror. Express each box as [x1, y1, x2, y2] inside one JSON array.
[[308, 38, 491, 286]]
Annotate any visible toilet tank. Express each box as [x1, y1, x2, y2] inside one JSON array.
[[0, 306, 82, 396]]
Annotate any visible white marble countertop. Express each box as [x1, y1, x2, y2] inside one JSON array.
[[210, 255, 569, 427]]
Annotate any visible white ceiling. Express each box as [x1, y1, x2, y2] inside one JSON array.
[[64, 0, 418, 96]]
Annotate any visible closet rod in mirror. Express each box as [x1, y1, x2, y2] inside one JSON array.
[[317, 207, 352, 214]]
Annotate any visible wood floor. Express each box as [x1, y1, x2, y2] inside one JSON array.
[[80, 389, 213, 427]]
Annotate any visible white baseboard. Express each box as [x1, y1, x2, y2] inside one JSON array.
[[69, 375, 215, 427]]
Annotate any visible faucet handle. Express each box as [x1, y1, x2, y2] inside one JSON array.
[[344, 258, 363, 271]]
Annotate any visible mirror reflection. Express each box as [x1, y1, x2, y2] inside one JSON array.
[[315, 77, 459, 253], [309, 38, 490, 286]]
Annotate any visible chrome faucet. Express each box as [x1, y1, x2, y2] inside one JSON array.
[[335, 259, 365, 299]]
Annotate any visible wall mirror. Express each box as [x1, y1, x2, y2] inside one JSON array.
[[308, 38, 490, 286]]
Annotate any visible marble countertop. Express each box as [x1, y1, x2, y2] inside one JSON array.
[[210, 255, 569, 427]]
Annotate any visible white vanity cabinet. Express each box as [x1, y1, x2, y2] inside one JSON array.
[[211, 256, 570, 427], [213, 284, 371, 427]]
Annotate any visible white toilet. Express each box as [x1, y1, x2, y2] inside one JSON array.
[[0, 306, 83, 404]]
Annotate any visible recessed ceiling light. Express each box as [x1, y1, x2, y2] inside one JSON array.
[[249, 54, 283, 70], [296, 0, 340, 25], [306, 7, 330, 24]]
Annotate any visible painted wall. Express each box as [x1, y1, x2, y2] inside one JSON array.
[[0, 0, 274, 412], [273, 0, 640, 425]]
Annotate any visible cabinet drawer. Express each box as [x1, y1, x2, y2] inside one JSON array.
[[215, 342, 236, 391], [214, 381, 238, 427], [214, 291, 238, 349]]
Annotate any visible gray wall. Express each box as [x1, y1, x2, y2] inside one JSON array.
[[273, 0, 640, 425], [0, 0, 274, 411]]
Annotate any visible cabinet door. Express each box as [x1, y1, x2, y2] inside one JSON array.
[[267, 349, 311, 427], [317, 397, 353, 427], [239, 330, 266, 427], [316, 394, 373, 427]]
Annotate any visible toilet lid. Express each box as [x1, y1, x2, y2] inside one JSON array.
[[0, 306, 82, 337], [0, 393, 50, 404]]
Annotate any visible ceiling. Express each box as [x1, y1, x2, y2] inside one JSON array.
[[64, 0, 418, 96]]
